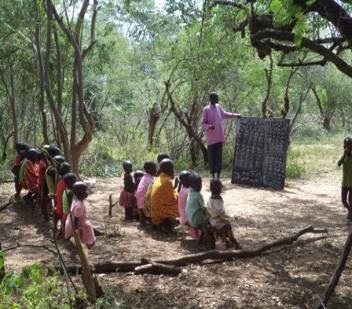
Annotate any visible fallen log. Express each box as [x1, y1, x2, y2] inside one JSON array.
[[58, 262, 143, 275], [134, 263, 181, 276], [315, 230, 352, 309], [58, 225, 327, 275]]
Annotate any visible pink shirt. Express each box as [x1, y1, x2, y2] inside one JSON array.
[[178, 186, 189, 225], [201, 103, 239, 145], [65, 200, 96, 246], [135, 173, 154, 209]]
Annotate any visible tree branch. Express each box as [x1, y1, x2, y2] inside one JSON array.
[[209, 0, 247, 11], [57, 226, 327, 275], [252, 29, 352, 78]]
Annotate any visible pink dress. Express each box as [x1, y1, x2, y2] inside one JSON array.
[[65, 200, 96, 246], [178, 186, 189, 225], [135, 173, 154, 209]]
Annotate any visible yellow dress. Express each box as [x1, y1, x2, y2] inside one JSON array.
[[150, 172, 179, 225]]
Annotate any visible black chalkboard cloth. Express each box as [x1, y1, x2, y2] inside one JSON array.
[[231, 117, 290, 190]]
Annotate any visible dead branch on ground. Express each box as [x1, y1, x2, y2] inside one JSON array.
[[57, 226, 327, 276]]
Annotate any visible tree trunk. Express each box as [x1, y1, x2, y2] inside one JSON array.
[[323, 115, 332, 131], [165, 82, 208, 165], [9, 74, 18, 145], [43, 0, 70, 156], [34, 3, 49, 145], [46, 0, 97, 175], [147, 104, 160, 149]]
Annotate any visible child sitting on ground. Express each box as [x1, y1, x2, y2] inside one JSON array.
[[119, 160, 136, 220], [143, 153, 171, 220], [178, 170, 191, 226], [177, 170, 201, 238], [207, 179, 241, 249], [338, 137, 352, 222], [65, 181, 96, 247], [186, 173, 215, 248], [135, 161, 157, 225], [150, 159, 179, 233]]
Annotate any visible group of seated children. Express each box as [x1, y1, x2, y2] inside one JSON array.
[[12, 143, 96, 248], [117, 153, 241, 249]]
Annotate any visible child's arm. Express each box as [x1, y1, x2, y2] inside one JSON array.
[[125, 174, 135, 193], [67, 192, 73, 211], [338, 153, 346, 166]]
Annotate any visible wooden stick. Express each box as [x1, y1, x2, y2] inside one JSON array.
[[0, 202, 11, 212], [314, 230, 352, 309], [134, 263, 181, 276], [108, 194, 118, 216], [73, 230, 98, 301], [59, 225, 327, 275], [2, 242, 57, 255]]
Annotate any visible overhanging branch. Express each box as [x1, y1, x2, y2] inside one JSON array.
[[252, 29, 352, 78]]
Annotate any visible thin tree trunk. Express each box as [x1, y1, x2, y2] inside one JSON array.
[[43, 0, 70, 155], [282, 67, 298, 118], [49, 0, 97, 174], [165, 82, 208, 164], [262, 55, 273, 118], [34, 2, 49, 144], [290, 86, 311, 131], [9, 74, 18, 145], [147, 104, 160, 149]]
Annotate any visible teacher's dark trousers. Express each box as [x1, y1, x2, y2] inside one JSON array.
[[208, 142, 223, 177]]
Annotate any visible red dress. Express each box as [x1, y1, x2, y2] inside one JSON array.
[[24, 161, 39, 192], [55, 179, 65, 220]]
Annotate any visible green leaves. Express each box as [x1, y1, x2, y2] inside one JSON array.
[[269, 0, 282, 13], [0, 264, 72, 307]]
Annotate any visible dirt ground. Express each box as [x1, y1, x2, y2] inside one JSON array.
[[1, 169, 352, 308]]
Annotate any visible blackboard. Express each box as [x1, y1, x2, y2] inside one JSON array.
[[231, 117, 290, 190]]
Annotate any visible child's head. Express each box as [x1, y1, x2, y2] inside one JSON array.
[[59, 162, 71, 177], [210, 178, 223, 196], [157, 153, 170, 164], [344, 137, 352, 153], [209, 92, 219, 105], [144, 161, 157, 176], [47, 145, 62, 158], [123, 160, 133, 173], [54, 155, 65, 165], [134, 170, 145, 184], [63, 172, 77, 189], [190, 172, 202, 192], [26, 148, 40, 163], [15, 142, 29, 154], [159, 159, 174, 178], [72, 181, 88, 200], [179, 170, 191, 188]]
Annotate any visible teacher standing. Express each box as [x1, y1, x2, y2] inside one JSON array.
[[201, 92, 240, 178]]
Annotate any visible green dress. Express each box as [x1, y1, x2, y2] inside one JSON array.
[[342, 154, 352, 188]]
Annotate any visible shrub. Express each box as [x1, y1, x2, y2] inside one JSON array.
[[0, 264, 72, 308], [286, 148, 305, 179]]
